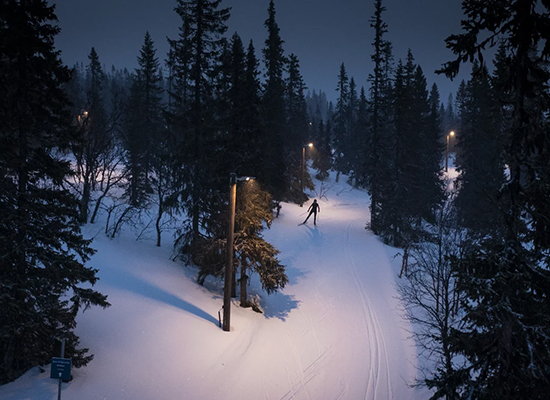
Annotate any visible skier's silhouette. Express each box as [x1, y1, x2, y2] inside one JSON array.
[[303, 199, 320, 225]]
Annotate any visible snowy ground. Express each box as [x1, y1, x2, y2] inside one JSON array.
[[0, 172, 430, 400]]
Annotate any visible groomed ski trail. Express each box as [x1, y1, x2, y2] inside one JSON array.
[[258, 180, 423, 400]]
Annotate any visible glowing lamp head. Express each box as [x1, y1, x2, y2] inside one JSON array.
[[308, 142, 313, 148], [450, 131, 455, 136]]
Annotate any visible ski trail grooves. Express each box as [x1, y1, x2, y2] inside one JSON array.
[[345, 222, 394, 400]]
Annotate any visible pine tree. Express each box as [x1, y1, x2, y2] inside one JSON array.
[[0, 0, 109, 383]]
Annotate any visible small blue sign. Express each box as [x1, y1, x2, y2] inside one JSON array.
[[50, 357, 71, 381]]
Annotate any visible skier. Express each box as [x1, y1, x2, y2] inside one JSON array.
[[302, 199, 320, 225]]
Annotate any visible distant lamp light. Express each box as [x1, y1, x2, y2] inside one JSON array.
[[445, 131, 455, 172], [308, 142, 313, 148]]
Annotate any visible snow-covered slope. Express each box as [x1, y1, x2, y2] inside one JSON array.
[[0, 173, 428, 400]]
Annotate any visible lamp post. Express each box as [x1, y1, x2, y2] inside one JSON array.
[[223, 173, 254, 332], [300, 142, 313, 206], [445, 131, 455, 172]]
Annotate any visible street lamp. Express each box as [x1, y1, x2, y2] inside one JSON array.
[[78, 110, 88, 124], [300, 142, 313, 206], [445, 131, 455, 172], [223, 173, 255, 332]]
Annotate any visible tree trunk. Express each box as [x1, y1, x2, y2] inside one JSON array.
[[240, 262, 249, 307], [156, 203, 163, 247], [231, 266, 237, 298], [80, 174, 90, 223]]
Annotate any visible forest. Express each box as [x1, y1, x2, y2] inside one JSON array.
[[1, 0, 549, 398]]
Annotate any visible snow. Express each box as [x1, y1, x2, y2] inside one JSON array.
[[0, 171, 429, 400]]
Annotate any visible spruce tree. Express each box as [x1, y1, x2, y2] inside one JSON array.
[[434, 1, 550, 398], [384, 57, 412, 244], [191, 34, 288, 304], [262, 0, 287, 199], [350, 87, 369, 184], [221, 35, 266, 180], [168, 0, 230, 243], [332, 62, 350, 180], [384, 53, 443, 246], [123, 31, 164, 207], [70, 47, 115, 223], [242, 40, 267, 178], [0, 0, 108, 383], [234, 181, 288, 307], [454, 63, 505, 235], [424, 83, 445, 218], [364, 0, 393, 233], [312, 119, 332, 181], [410, 69, 444, 224], [285, 53, 310, 202]]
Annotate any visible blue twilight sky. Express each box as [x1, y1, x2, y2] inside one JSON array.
[[54, 0, 472, 104]]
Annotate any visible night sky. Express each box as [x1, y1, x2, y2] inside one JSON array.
[[54, 0, 470, 103]]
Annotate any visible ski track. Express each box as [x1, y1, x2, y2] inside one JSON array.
[[284, 328, 312, 400], [279, 346, 336, 400], [345, 221, 394, 400], [280, 214, 398, 400]]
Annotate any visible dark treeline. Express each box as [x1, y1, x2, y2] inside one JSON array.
[[1, 0, 549, 396], [392, 0, 550, 399]]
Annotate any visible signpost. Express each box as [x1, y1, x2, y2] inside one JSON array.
[[50, 357, 71, 381], [51, 339, 71, 400]]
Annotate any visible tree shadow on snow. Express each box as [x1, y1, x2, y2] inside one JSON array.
[[283, 264, 309, 286], [106, 271, 219, 326], [262, 292, 300, 321]]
